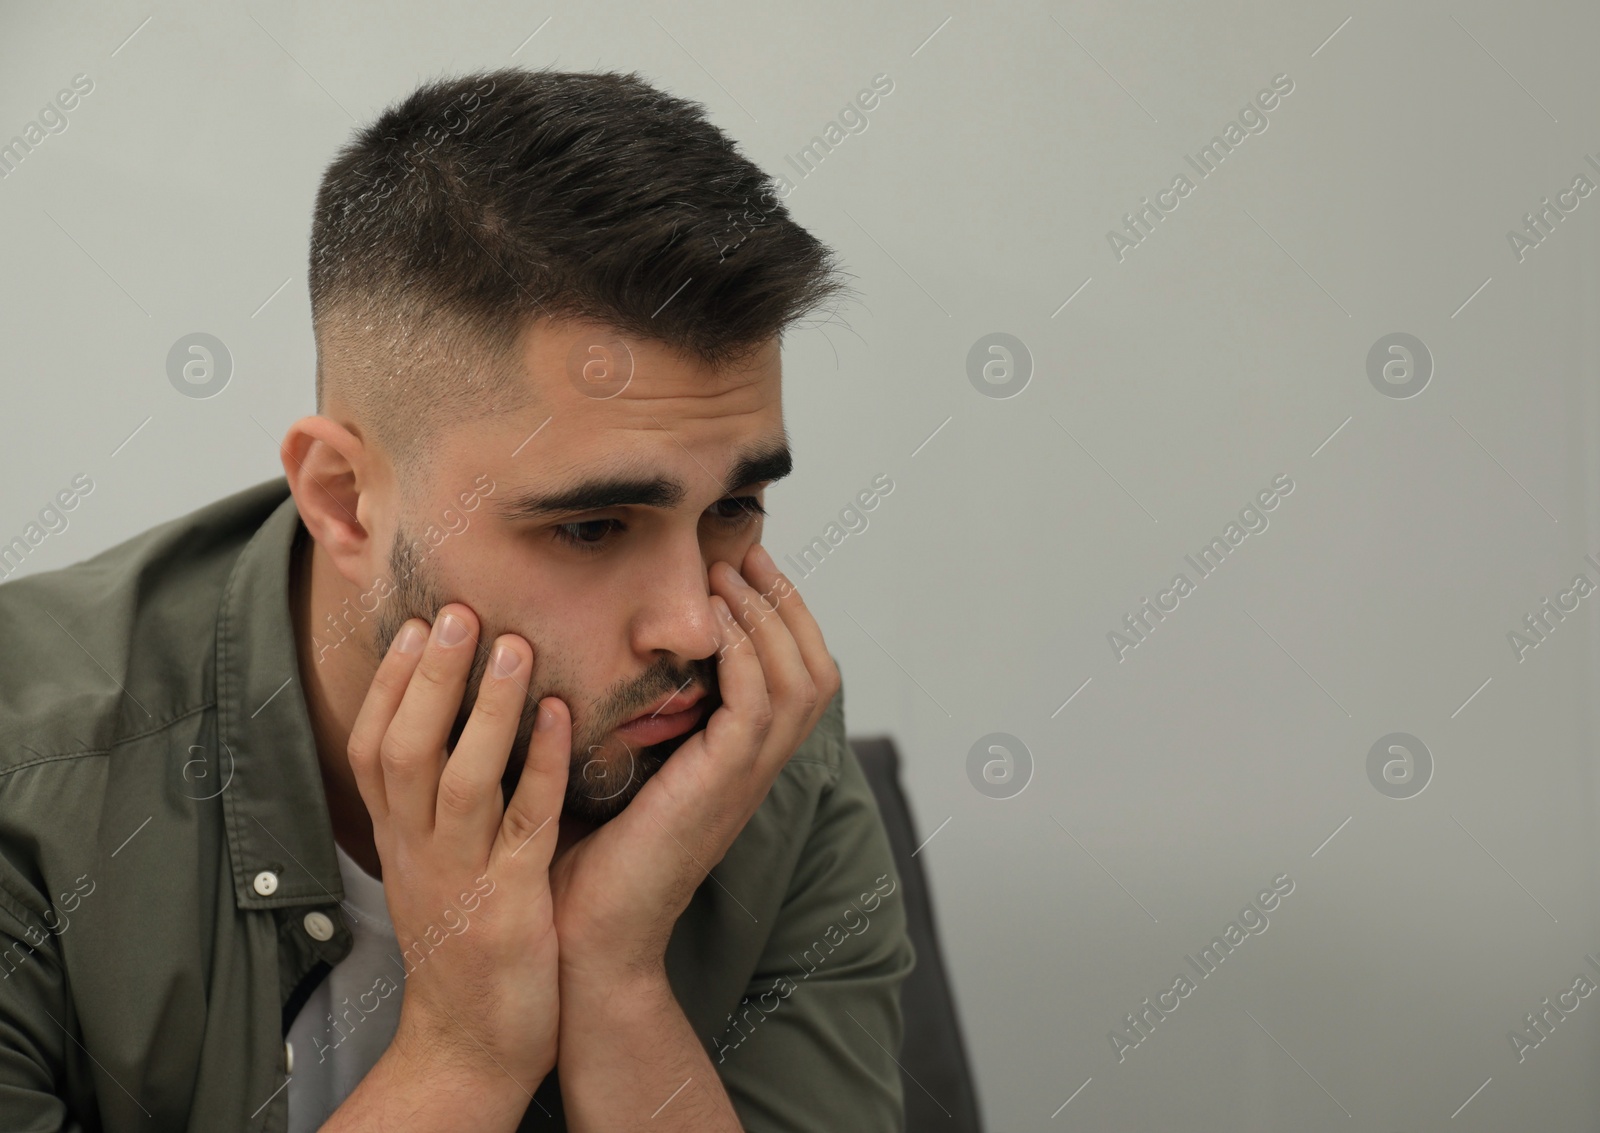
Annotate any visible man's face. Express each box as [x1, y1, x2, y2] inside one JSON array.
[[368, 318, 786, 824]]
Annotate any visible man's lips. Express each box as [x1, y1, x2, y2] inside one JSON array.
[[624, 685, 707, 724], [614, 686, 708, 745]]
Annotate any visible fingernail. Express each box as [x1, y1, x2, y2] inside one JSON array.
[[751, 544, 776, 573], [534, 700, 554, 730], [437, 612, 469, 647], [491, 642, 521, 679], [394, 622, 426, 654]]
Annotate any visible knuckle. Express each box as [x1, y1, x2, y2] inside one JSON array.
[[750, 701, 776, 734], [500, 801, 544, 849], [375, 653, 416, 688], [435, 769, 482, 818], [379, 733, 422, 777], [470, 682, 515, 724], [347, 732, 376, 772], [410, 656, 451, 692]]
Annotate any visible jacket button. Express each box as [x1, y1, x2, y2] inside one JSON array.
[[252, 870, 279, 896], [285, 1041, 295, 1073], [302, 911, 335, 941]]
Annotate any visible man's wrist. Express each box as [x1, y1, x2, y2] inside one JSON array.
[[387, 1013, 553, 1099], [558, 956, 673, 1016], [320, 1030, 538, 1133], [554, 960, 744, 1133]]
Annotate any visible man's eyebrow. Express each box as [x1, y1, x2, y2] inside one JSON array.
[[493, 440, 792, 521], [724, 442, 792, 495]]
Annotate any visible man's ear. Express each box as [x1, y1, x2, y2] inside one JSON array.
[[279, 415, 386, 587]]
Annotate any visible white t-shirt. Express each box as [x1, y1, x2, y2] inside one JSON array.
[[286, 843, 408, 1132]]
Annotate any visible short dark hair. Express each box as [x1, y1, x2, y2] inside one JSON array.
[[308, 66, 850, 487]]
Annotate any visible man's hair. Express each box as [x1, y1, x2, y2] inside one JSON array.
[[309, 66, 849, 487]]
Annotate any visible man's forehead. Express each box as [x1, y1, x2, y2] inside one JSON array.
[[478, 317, 783, 491], [520, 316, 782, 406]]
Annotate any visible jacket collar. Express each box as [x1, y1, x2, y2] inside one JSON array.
[[215, 480, 345, 911]]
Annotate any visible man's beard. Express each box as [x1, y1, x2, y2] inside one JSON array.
[[369, 522, 719, 824]]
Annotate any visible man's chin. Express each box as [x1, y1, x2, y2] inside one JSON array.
[[558, 722, 704, 825], [497, 686, 719, 822]]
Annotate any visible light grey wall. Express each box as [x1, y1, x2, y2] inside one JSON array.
[[5, 0, 1600, 1128]]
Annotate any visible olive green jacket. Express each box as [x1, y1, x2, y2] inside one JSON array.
[[0, 478, 913, 1132]]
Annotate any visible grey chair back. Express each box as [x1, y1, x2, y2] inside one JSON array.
[[849, 735, 983, 1132]]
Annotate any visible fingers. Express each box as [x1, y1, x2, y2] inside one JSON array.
[[433, 633, 535, 871], [741, 543, 840, 721], [382, 604, 481, 838], [700, 592, 773, 767], [346, 617, 430, 827], [493, 696, 571, 874], [711, 557, 816, 735]]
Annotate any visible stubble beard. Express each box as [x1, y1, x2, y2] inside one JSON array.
[[369, 521, 719, 824]]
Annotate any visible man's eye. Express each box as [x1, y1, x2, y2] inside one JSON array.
[[551, 518, 623, 551], [548, 497, 763, 553], [709, 496, 766, 524]]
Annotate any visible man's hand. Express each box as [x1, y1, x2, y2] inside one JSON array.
[[335, 606, 572, 1122], [547, 541, 840, 983], [548, 543, 840, 1131]]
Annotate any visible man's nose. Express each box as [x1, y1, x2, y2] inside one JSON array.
[[633, 538, 721, 661]]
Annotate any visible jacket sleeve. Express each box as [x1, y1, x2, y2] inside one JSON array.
[[0, 887, 82, 1133], [714, 700, 918, 1133]]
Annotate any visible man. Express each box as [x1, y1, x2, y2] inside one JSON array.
[[0, 67, 914, 1131]]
